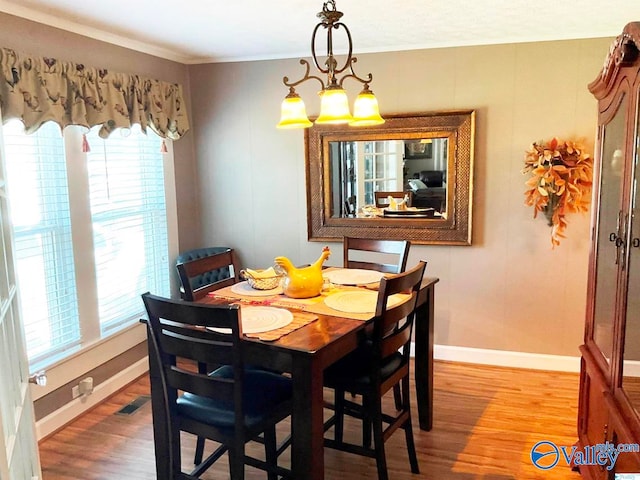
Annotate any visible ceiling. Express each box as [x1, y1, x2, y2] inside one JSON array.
[[0, 0, 638, 64]]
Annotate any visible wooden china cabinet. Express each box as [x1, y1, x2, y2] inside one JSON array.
[[577, 22, 640, 478]]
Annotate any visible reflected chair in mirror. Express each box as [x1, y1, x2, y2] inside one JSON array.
[[374, 191, 414, 209], [141, 293, 292, 480], [176, 247, 240, 301], [343, 237, 410, 274], [323, 261, 427, 480], [343, 195, 357, 217]]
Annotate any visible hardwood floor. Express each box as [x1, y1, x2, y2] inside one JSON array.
[[38, 360, 582, 480]]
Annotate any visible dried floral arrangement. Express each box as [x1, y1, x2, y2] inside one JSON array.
[[523, 137, 593, 247]]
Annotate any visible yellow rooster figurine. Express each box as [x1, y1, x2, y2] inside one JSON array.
[[274, 246, 331, 298]]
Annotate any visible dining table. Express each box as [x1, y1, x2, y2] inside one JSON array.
[[200, 268, 439, 480]]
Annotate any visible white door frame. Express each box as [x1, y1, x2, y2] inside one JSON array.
[[0, 110, 43, 479]]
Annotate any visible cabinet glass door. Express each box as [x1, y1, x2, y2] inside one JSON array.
[[622, 97, 640, 415], [592, 96, 627, 362]]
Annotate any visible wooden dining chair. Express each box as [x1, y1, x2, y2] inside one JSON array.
[[323, 260, 427, 480], [374, 191, 414, 208], [343, 237, 411, 274], [176, 247, 243, 461], [176, 247, 240, 301], [343, 237, 411, 410], [141, 292, 292, 480]]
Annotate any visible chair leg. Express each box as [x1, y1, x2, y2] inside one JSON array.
[[404, 418, 420, 474], [194, 437, 205, 465], [371, 399, 388, 480], [334, 388, 345, 444], [362, 395, 372, 448], [393, 384, 402, 411], [228, 444, 245, 480], [401, 375, 419, 474], [264, 426, 278, 480]]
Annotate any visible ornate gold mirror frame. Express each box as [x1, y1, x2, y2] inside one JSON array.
[[305, 110, 475, 245]]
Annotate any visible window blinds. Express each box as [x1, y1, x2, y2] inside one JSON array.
[[86, 127, 170, 334], [3, 121, 171, 367], [3, 120, 80, 365]]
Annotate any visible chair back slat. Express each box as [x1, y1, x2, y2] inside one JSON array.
[[374, 191, 414, 209], [192, 277, 236, 299], [166, 367, 234, 402], [158, 329, 236, 367], [379, 296, 417, 327], [380, 319, 413, 359], [181, 251, 237, 277], [343, 237, 410, 274], [176, 248, 241, 301], [345, 259, 399, 274]]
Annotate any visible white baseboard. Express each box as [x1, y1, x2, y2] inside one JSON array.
[[35, 357, 149, 440], [430, 344, 581, 373], [624, 360, 640, 377]]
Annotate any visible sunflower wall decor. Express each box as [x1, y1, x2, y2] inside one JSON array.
[[523, 138, 593, 247]]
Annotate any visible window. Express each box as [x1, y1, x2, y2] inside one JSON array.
[[86, 129, 170, 334], [4, 121, 79, 366], [3, 120, 172, 370], [357, 140, 403, 205]]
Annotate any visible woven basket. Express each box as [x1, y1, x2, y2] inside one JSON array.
[[241, 269, 281, 290]]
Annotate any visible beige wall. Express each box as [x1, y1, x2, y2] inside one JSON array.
[[188, 37, 613, 358]]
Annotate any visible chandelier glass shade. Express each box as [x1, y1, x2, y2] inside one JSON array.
[[276, 0, 384, 129], [277, 89, 313, 129], [315, 87, 352, 124]]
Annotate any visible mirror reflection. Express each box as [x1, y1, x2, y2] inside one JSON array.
[[305, 111, 475, 245], [329, 137, 449, 219]]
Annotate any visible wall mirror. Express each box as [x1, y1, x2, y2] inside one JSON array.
[[305, 111, 475, 245]]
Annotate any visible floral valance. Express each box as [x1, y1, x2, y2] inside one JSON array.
[[0, 48, 189, 140]]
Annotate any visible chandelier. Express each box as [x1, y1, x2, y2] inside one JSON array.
[[276, 0, 384, 129]]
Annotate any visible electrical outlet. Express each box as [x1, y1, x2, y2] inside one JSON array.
[[71, 377, 94, 399], [79, 377, 94, 395]]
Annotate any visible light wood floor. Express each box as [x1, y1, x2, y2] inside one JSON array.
[[38, 360, 583, 480]]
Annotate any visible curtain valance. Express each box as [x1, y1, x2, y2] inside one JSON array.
[[0, 48, 189, 140]]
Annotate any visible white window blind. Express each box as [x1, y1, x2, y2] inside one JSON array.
[[86, 127, 170, 333], [3, 121, 172, 369], [3, 120, 80, 366]]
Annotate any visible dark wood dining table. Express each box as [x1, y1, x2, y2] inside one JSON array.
[[200, 276, 439, 480]]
